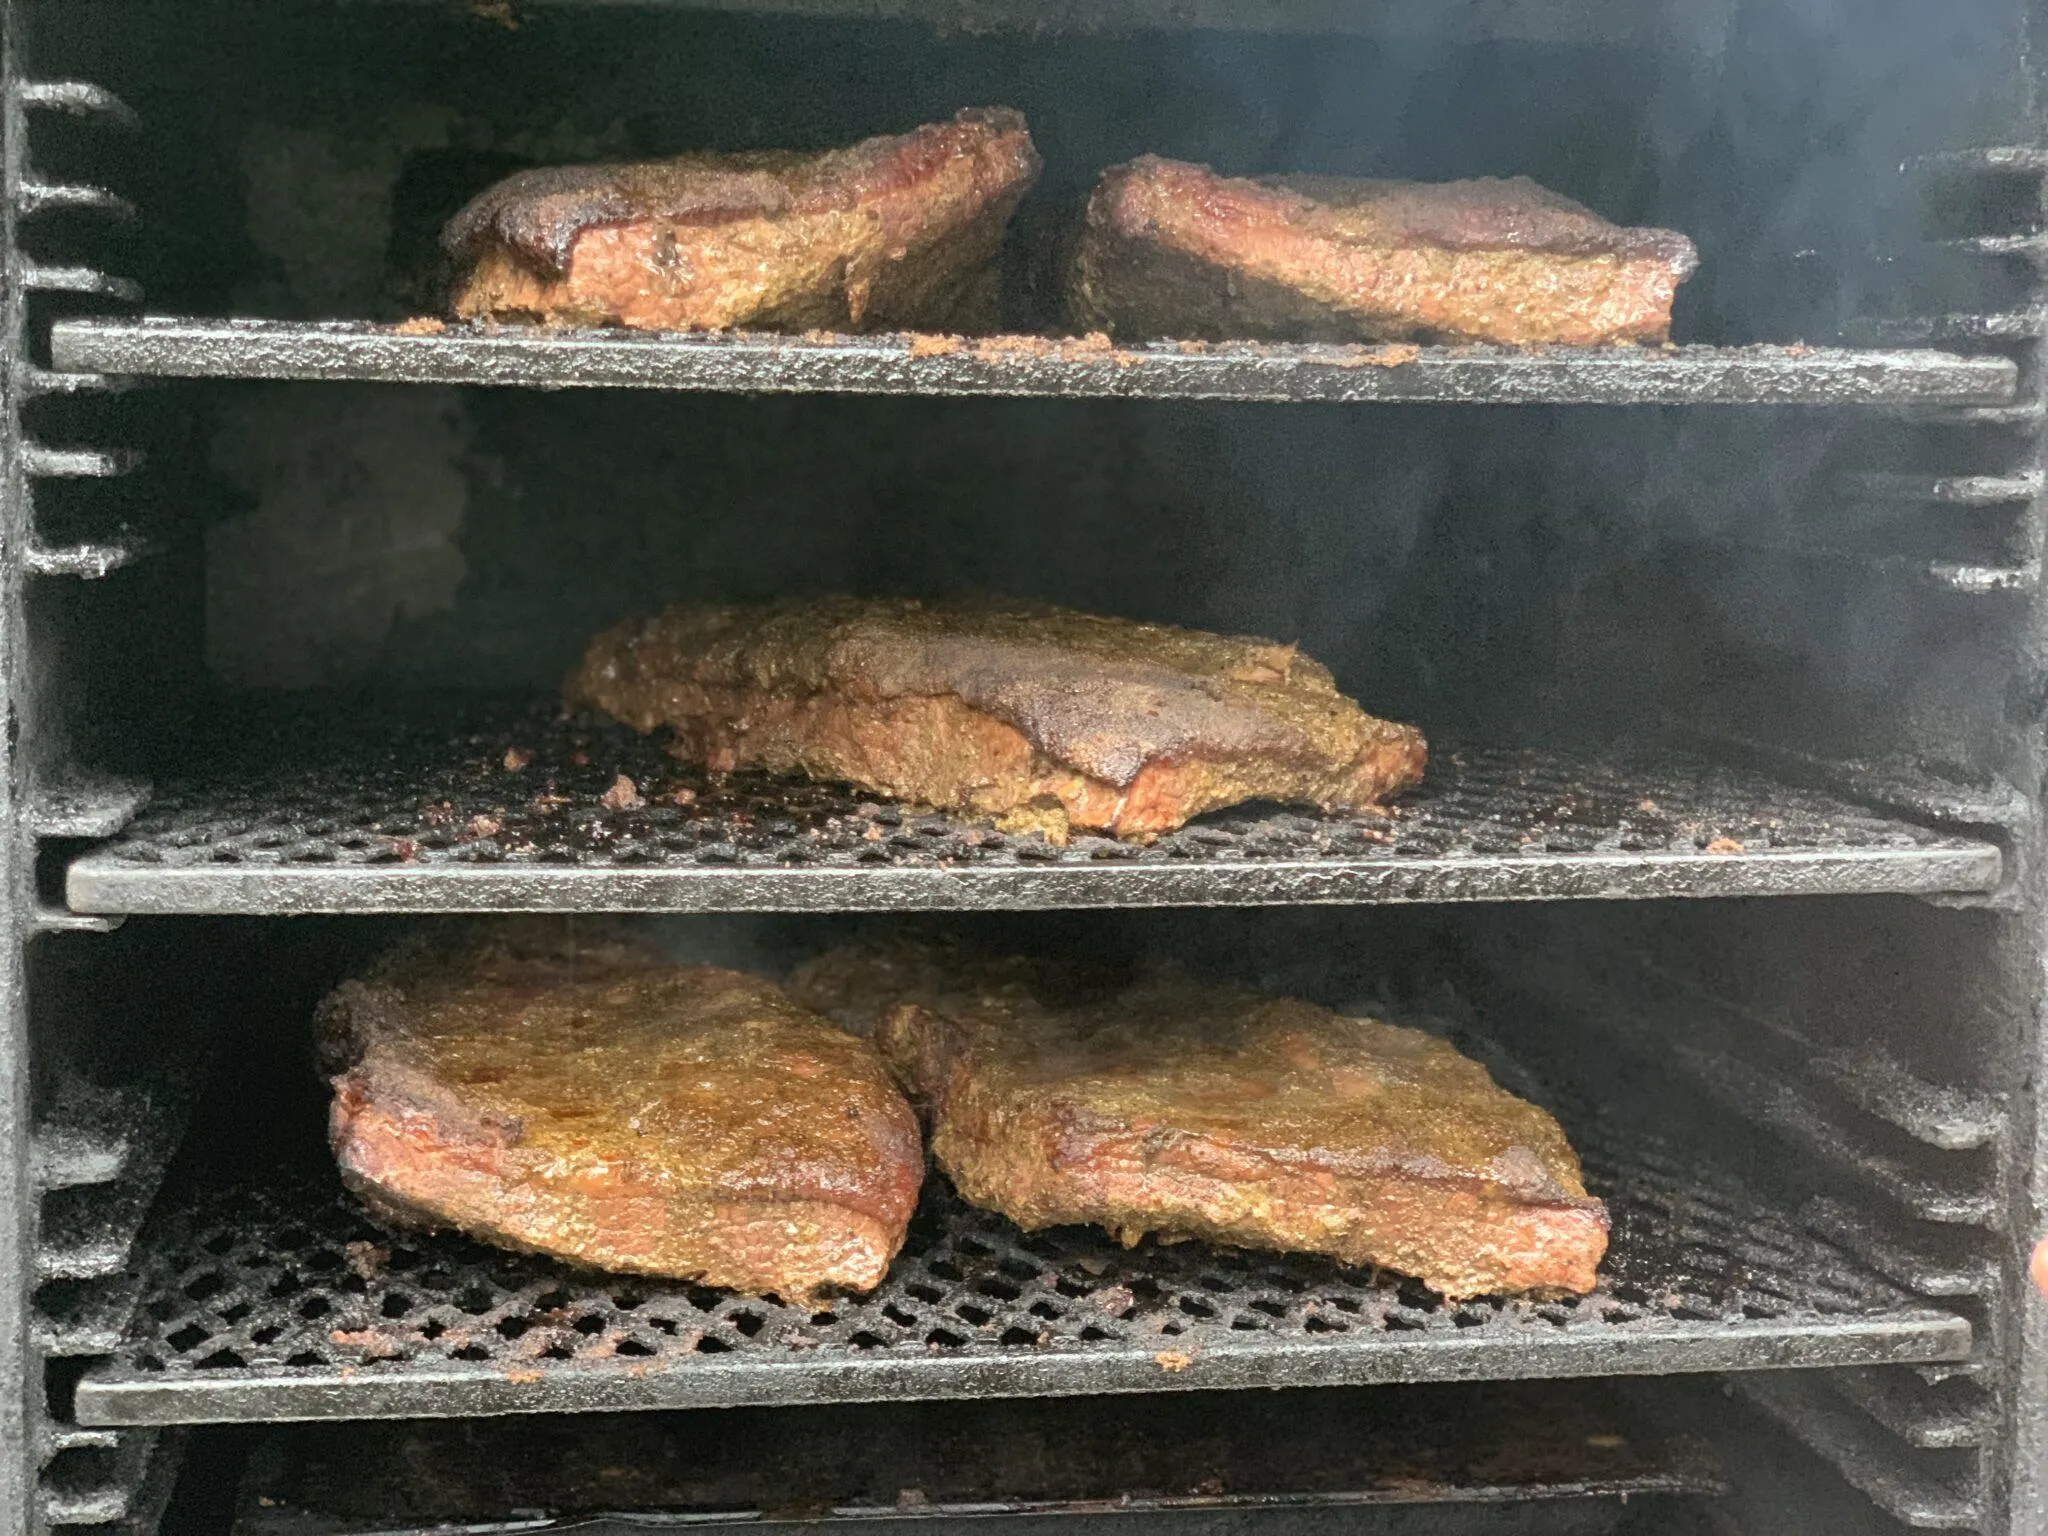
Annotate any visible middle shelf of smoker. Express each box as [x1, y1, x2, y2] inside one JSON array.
[[62, 695, 2003, 916], [75, 1009, 1971, 1428], [48, 316, 2023, 409]]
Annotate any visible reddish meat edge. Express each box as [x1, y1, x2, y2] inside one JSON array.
[[884, 1000, 1608, 1300], [443, 108, 1041, 333], [319, 933, 925, 1303]]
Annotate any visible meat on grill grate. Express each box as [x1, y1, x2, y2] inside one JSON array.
[[1067, 156, 1698, 347], [791, 938, 1609, 1300], [567, 596, 1426, 843], [316, 921, 924, 1301], [442, 109, 1040, 332]]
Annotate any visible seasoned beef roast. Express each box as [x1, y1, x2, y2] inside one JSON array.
[[567, 597, 1425, 843], [317, 921, 924, 1300], [443, 109, 1040, 332], [1068, 156, 1698, 347], [792, 939, 1608, 1299]]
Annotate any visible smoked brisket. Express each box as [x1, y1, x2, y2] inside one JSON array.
[[1068, 156, 1698, 347], [567, 597, 1425, 843], [317, 921, 924, 1300], [792, 938, 1608, 1299], [444, 109, 1040, 332]]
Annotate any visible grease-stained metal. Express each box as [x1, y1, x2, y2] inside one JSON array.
[[78, 1115, 1969, 1427], [47, 317, 2022, 408], [327, 0, 1738, 46], [60, 699, 2002, 915], [1733, 1373, 1981, 1529]]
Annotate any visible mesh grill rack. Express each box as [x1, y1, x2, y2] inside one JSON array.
[[46, 317, 2024, 408], [62, 698, 2002, 914], [76, 1111, 1970, 1427]]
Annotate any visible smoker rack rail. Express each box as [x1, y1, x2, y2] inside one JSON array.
[[227, 1383, 1725, 1536], [60, 698, 2002, 915], [47, 318, 2023, 408], [77, 1108, 1969, 1427], [366, 0, 1735, 47]]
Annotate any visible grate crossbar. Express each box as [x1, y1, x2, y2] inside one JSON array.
[[48, 317, 2021, 408]]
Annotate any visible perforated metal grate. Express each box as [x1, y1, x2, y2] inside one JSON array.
[[64, 698, 2001, 915], [77, 1117, 1969, 1427]]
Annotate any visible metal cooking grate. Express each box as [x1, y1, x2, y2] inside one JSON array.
[[48, 317, 2020, 408], [77, 1119, 1968, 1426], [63, 697, 2001, 914]]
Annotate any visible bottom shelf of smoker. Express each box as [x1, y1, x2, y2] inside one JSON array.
[[224, 1383, 1725, 1536], [76, 1108, 1970, 1426]]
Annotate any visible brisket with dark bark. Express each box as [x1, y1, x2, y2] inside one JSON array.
[[566, 596, 1425, 843], [444, 109, 1040, 332]]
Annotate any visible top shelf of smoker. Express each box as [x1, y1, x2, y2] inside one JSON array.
[[368, 0, 1735, 44], [48, 318, 2019, 409]]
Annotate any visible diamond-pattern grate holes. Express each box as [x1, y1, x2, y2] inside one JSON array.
[[77, 1118, 1968, 1426], [63, 697, 2000, 914]]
